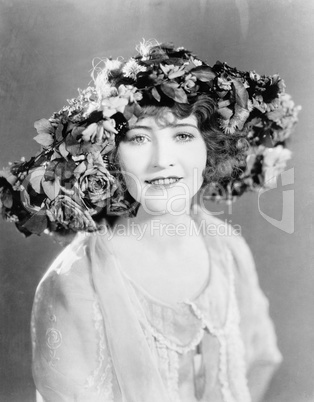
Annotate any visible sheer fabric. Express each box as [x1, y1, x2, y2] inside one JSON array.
[[31, 212, 282, 401]]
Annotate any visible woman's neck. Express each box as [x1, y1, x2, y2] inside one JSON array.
[[115, 206, 196, 244]]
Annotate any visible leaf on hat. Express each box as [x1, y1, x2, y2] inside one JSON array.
[[65, 133, 81, 156], [232, 79, 249, 109], [34, 118, 54, 135], [59, 142, 69, 159], [185, 60, 199, 73], [232, 104, 250, 131], [168, 69, 185, 80], [160, 82, 176, 99], [29, 167, 46, 193], [1, 188, 13, 208], [33, 133, 54, 147], [191, 66, 216, 82], [133, 103, 143, 117], [33, 119, 55, 147], [218, 107, 233, 120], [20, 210, 48, 235], [160, 82, 188, 103], [266, 109, 285, 122], [80, 142, 103, 155], [42, 176, 61, 200], [173, 88, 188, 103], [54, 160, 76, 181], [74, 162, 87, 175], [151, 87, 161, 102], [55, 124, 64, 142]]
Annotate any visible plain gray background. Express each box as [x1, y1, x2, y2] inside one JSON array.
[[0, 0, 313, 401]]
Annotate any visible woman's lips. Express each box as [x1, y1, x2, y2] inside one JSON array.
[[145, 177, 182, 186]]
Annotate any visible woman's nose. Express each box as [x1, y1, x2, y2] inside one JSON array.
[[151, 136, 175, 168]]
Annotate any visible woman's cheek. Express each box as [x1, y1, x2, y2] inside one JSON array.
[[118, 161, 144, 203], [123, 173, 143, 202]]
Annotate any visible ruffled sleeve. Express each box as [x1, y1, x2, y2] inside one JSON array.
[[225, 233, 282, 402], [31, 234, 113, 402]]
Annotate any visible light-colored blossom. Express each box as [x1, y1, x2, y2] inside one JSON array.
[[101, 96, 128, 117], [159, 64, 185, 79], [262, 145, 292, 188], [217, 76, 232, 91], [118, 85, 143, 103], [191, 58, 202, 67], [122, 59, 146, 79]]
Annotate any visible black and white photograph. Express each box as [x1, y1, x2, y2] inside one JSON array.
[[0, 1, 312, 401]]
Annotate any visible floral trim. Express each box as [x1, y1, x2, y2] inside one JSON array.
[[45, 314, 63, 367], [185, 248, 251, 402], [0, 41, 300, 236], [85, 300, 113, 399]]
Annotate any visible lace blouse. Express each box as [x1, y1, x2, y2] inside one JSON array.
[[31, 214, 282, 402]]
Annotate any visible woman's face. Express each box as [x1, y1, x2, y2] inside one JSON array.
[[117, 112, 207, 215]]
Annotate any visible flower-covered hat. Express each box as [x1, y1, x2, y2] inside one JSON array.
[[0, 41, 300, 236]]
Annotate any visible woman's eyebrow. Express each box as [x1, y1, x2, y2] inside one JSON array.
[[171, 123, 198, 129], [129, 123, 198, 130], [128, 125, 152, 131]]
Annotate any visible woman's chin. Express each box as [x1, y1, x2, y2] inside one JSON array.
[[139, 198, 191, 217]]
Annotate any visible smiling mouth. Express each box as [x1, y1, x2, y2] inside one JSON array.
[[145, 177, 182, 186]]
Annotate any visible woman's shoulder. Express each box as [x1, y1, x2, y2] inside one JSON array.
[[35, 232, 97, 299], [194, 208, 248, 251], [36, 229, 114, 292]]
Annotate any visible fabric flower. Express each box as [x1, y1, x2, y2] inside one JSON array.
[[182, 74, 197, 91], [83, 101, 100, 117], [46, 328, 62, 350], [262, 145, 292, 188], [46, 195, 97, 231], [104, 59, 122, 71], [190, 58, 202, 67], [122, 59, 146, 80], [217, 76, 233, 91], [101, 96, 128, 118], [267, 93, 301, 143], [159, 64, 185, 79], [118, 85, 143, 103], [33, 119, 55, 147], [82, 122, 104, 143], [78, 164, 117, 207]]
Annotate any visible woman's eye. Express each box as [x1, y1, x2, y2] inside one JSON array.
[[129, 135, 148, 144], [175, 133, 194, 142]]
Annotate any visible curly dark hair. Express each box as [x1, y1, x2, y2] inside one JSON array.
[[93, 97, 249, 224], [113, 95, 248, 185], [50, 100, 249, 231]]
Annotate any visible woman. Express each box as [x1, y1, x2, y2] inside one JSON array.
[[1, 42, 299, 401]]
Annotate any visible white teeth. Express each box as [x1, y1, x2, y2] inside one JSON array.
[[148, 178, 180, 185]]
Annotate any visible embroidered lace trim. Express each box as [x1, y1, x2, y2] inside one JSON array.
[[185, 249, 251, 402], [84, 298, 114, 399], [128, 248, 251, 402]]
